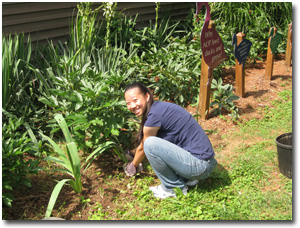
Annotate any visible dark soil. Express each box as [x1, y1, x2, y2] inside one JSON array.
[[3, 54, 292, 220]]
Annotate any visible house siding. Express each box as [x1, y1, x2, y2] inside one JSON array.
[[2, 2, 195, 46]]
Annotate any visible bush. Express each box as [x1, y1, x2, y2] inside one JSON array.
[[210, 2, 292, 63], [2, 115, 40, 207], [210, 78, 240, 121], [145, 36, 201, 107]]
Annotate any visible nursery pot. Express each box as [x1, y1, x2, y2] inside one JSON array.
[[275, 133, 292, 178]]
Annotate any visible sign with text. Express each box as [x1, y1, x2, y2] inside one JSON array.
[[232, 33, 252, 67], [196, 2, 227, 69], [269, 28, 283, 54]]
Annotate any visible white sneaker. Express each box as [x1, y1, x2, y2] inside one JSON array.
[[186, 179, 199, 187], [149, 185, 188, 199]]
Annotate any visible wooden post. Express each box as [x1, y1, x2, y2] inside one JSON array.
[[235, 32, 246, 98], [198, 20, 215, 120], [285, 23, 292, 67], [265, 27, 277, 80]]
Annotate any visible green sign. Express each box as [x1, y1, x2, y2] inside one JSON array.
[[269, 27, 283, 54]]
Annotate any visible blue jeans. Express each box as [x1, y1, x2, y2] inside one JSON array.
[[144, 136, 217, 192]]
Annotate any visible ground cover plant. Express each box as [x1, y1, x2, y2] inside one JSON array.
[[2, 2, 292, 220]]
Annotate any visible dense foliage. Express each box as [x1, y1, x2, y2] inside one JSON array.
[[2, 2, 292, 213]]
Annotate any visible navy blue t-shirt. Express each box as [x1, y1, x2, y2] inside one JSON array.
[[144, 101, 214, 160]]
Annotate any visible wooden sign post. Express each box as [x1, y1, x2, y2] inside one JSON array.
[[196, 3, 227, 120], [265, 27, 277, 80], [232, 32, 252, 98], [235, 33, 246, 98], [285, 22, 292, 67], [198, 21, 214, 120]]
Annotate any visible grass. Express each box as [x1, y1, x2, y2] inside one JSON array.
[[88, 89, 292, 220]]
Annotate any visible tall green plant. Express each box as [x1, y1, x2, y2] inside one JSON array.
[[33, 3, 103, 83], [42, 114, 124, 218], [210, 2, 292, 35], [134, 14, 180, 53], [72, 2, 103, 61], [102, 2, 117, 49], [34, 39, 137, 154], [32, 3, 138, 154], [2, 34, 35, 113], [155, 2, 161, 32]]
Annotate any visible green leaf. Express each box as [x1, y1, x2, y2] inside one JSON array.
[[179, 95, 184, 103], [66, 142, 81, 175], [43, 156, 72, 174], [39, 96, 58, 107], [41, 133, 72, 172], [81, 62, 91, 74], [49, 89, 69, 96], [83, 141, 115, 171], [54, 114, 73, 143], [3, 194, 13, 207], [75, 102, 83, 111], [223, 84, 230, 90], [111, 128, 119, 136], [89, 119, 104, 126], [4, 184, 13, 191], [211, 81, 217, 89], [74, 91, 83, 102], [218, 77, 223, 86], [230, 95, 240, 100], [21, 178, 32, 188], [210, 101, 218, 107], [44, 179, 71, 218]]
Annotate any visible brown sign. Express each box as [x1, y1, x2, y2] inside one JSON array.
[[196, 2, 227, 69]]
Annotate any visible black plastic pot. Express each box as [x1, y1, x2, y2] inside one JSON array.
[[275, 133, 292, 178]]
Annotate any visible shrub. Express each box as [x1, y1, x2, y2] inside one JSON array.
[[210, 78, 240, 121], [2, 114, 40, 207]]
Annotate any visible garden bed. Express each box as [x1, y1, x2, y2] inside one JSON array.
[[3, 55, 292, 220]]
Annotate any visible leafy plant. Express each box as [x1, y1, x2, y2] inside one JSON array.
[[35, 46, 136, 153], [42, 113, 125, 218], [209, 2, 292, 65], [2, 112, 40, 208], [210, 78, 240, 121], [134, 13, 181, 53], [2, 33, 38, 117], [131, 35, 201, 107], [30, 3, 137, 156]]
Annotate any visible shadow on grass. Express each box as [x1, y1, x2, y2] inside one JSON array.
[[191, 164, 231, 192]]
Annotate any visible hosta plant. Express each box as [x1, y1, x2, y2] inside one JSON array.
[[210, 77, 240, 121]]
